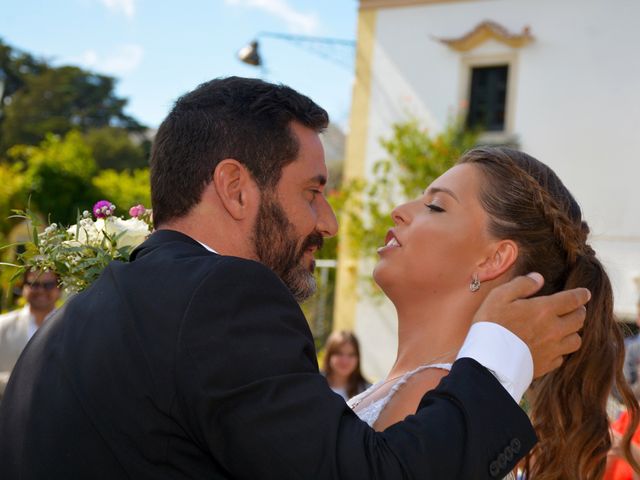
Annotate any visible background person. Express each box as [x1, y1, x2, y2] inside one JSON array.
[[607, 300, 640, 479], [624, 300, 640, 398], [607, 415, 640, 480], [322, 330, 370, 401], [0, 269, 60, 398]]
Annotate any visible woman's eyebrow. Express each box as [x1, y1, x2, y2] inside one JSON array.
[[424, 186, 460, 203]]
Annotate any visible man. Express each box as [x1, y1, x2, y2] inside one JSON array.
[[0, 77, 588, 479], [0, 269, 60, 399]]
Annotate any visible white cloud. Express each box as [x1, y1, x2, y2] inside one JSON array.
[[224, 0, 318, 34], [75, 44, 144, 75], [100, 0, 136, 19]]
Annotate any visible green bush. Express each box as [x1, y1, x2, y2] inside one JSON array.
[[92, 169, 151, 213], [84, 127, 148, 171], [9, 131, 100, 225]]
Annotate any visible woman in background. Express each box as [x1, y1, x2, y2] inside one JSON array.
[[322, 331, 370, 401]]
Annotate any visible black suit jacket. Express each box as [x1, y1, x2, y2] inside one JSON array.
[[0, 230, 535, 479]]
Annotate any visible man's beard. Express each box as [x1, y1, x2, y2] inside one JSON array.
[[252, 194, 324, 303]]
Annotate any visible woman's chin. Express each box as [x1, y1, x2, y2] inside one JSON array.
[[372, 262, 383, 284], [372, 263, 393, 295]]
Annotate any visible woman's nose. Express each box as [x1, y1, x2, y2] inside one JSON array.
[[391, 201, 415, 225]]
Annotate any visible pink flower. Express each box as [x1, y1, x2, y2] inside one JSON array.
[[93, 200, 116, 219], [129, 204, 146, 218]]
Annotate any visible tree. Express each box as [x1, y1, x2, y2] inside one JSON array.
[[92, 168, 151, 212], [84, 127, 149, 170], [0, 38, 47, 115], [0, 38, 145, 155], [0, 162, 27, 238], [8, 131, 101, 225], [1, 66, 144, 153]]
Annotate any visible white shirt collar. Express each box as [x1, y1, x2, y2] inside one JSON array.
[[196, 240, 219, 254], [23, 305, 57, 341], [25, 306, 38, 341]]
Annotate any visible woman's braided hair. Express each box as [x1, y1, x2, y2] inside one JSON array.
[[458, 146, 639, 479]]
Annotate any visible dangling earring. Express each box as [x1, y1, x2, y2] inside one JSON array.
[[469, 274, 481, 292]]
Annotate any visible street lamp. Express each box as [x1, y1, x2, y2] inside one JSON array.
[[237, 32, 355, 70]]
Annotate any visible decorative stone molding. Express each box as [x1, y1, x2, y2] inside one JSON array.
[[437, 21, 534, 51]]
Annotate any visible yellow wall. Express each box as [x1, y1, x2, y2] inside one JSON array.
[[332, 9, 377, 332]]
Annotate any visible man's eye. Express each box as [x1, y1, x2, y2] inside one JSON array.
[[425, 203, 445, 213]]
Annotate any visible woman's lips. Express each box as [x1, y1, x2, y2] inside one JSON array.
[[378, 230, 401, 253]]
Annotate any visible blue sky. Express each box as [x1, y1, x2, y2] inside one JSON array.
[[0, 0, 358, 129]]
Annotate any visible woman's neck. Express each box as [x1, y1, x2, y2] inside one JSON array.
[[327, 373, 349, 389], [387, 292, 478, 379]]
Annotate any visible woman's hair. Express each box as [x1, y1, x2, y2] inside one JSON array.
[[458, 146, 639, 479], [322, 331, 368, 399]]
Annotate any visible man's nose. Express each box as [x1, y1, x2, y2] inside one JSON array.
[[317, 195, 338, 238]]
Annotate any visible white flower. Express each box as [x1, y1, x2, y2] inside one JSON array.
[[61, 240, 84, 248], [67, 216, 150, 250], [41, 223, 59, 239], [103, 217, 150, 249], [67, 219, 102, 245]]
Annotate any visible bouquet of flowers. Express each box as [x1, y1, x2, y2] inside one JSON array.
[[7, 200, 153, 292]]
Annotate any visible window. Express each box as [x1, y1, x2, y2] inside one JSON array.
[[466, 65, 509, 132]]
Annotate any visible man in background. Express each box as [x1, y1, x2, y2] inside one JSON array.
[[0, 270, 60, 398]]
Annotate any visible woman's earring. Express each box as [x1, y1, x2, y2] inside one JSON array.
[[469, 274, 481, 292]]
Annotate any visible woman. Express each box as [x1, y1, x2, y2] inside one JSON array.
[[349, 146, 639, 478], [322, 330, 370, 401]]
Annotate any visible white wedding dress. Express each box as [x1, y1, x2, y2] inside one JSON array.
[[348, 362, 517, 480], [348, 362, 453, 427]]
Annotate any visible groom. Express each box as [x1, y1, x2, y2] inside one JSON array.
[[0, 77, 588, 479]]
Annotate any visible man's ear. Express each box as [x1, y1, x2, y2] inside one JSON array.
[[477, 240, 519, 282], [213, 159, 256, 220]]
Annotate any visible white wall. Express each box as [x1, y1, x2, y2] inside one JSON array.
[[355, 0, 640, 379]]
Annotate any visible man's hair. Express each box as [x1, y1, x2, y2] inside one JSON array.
[[150, 76, 329, 227], [22, 269, 59, 285]]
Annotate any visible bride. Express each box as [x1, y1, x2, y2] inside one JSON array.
[[349, 146, 639, 478]]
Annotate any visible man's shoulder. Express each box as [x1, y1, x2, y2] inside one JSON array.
[[125, 232, 288, 298], [132, 231, 279, 277], [193, 255, 289, 297], [0, 308, 20, 321]]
